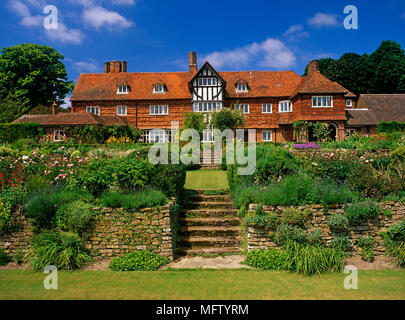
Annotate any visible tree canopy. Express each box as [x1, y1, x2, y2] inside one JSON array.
[[0, 43, 74, 122], [304, 40, 405, 95]]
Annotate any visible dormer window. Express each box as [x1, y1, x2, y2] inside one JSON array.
[[117, 85, 129, 94], [236, 83, 248, 92], [346, 99, 353, 107], [153, 84, 165, 93], [312, 96, 333, 108]]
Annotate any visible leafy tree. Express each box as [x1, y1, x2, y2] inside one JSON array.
[[0, 96, 23, 123], [183, 113, 205, 136], [210, 108, 245, 131], [0, 43, 74, 122]]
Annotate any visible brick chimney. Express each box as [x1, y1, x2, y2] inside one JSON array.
[[189, 51, 198, 74], [308, 60, 319, 75], [52, 101, 57, 115], [104, 60, 127, 73]]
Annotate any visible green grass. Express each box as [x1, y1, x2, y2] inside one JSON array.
[[184, 170, 228, 190], [0, 270, 404, 300]]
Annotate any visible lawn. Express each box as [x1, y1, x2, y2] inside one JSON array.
[[184, 170, 228, 190], [0, 269, 404, 300]]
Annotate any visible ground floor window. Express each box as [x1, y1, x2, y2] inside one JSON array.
[[53, 130, 65, 142], [142, 130, 171, 143], [117, 106, 127, 116], [203, 127, 214, 142], [262, 130, 273, 142]]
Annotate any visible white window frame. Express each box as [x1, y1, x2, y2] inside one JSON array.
[[86, 106, 100, 115], [235, 104, 249, 114], [53, 130, 65, 142], [193, 102, 222, 113], [346, 99, 353, 107], [278, 100, 292, 113], [117, 85, 129, 94], [197, 78, 217, 86], [117, 106, 127, 116], [312, 96, 333, 108], [236, 83, 248, 93], [149, 105, 169, 115], [262, 104, 272, 114], [203, 127, 215, 142], [262, 130, 273, 142], [148, 130, 169, 143], [153, 84, 165, 94]]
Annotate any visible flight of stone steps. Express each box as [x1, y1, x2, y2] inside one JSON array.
[[198, 150, 222, 170], [177, 190, 243, 256]]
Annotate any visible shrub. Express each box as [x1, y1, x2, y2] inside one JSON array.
[[377, 121, 405, 134], [275, 223, 307, 245], [13, 249, 24, 265], [26, 232, 92, 270], [245, 249, 287, 270], [283, 241, 345, 276], [330, 235, 352, 252], [100, 190, 167, 210], [357, 236, 375, 262], [307, 229, 324, 246], [0, 248, 11, 266], [391, 146, 405, 163], [109, 250, 169, 271], [345, 200, 381, 225], [381, 219, 405, 267], [327, 214, 349, 233], [0, 123, 42, 143], [56, 200, 95, 235], [280, 208, 310, 228], [0, 146, 18, 157]]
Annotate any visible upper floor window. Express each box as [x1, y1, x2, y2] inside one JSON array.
[[262, 130, 273, 142], [117, 85, 129, 94], [262, 104, 272, 114], [278, 101, 292, 113], [236, 83, 248, 92], [86, 106, 100, 115], [235, 104, 249, 114], [153, 84, 165, 93], [198, 78, 217, 86], [312, 96, 333, 108], [193, 102, 222, 112], [346, 99, 353, 107], [150, 105, 169, 115], [117, 106, 127, 116]]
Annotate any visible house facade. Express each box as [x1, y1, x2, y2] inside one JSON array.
[[70, 52, 357, 143]]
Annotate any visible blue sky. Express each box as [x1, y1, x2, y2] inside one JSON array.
[[2, 0, 405, 106]]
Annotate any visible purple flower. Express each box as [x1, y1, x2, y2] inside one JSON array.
[[292, 142, 319, 150]]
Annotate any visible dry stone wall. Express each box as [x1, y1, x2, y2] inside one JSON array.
[[247, 202, 404, 256]]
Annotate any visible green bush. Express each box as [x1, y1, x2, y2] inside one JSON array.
[[13, 249, 24, 265], [26, 232, 92, 270], [391, 146, 405, 163], [307, 229, 324, 246], [109, 250, 169, 271], [0, 146, 18, 157], [382, 219, 405, 267], [0, 123, 42, 143], [245, 249, 287, 270], [377, 121, 405, 134], [0, 248, 11, 266], [100, 190, 167, 210], [56, 200, 95, 235], [327, 214, 349, 233], [283, 241, 345, 275], [345, 200, 381, 225], [357, 236, 375, 262], [281, 208, 310, 228], [275, 223, 307, 245], [330, 235, 352, 252]]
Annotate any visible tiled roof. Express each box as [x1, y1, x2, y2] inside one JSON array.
[[71, 70, 303, 101], [14, 113, 129, 127], [346, 94, 405, 126], [290, 71, 355, 99]]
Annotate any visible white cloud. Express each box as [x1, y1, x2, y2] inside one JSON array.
[[8, 1, 31, 17], [82, 6, 133, 30], [20, 15, 43, 27], [112, 0, 137, 5], [45, 23, 85, 45], [202, 38, 296, 69], [73, 59, 99, 72], [308, 13, 340, 28], [282, 24, 310, 41]]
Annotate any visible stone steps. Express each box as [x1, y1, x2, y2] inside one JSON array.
[[179, 217, 241, 227], [176, 247, 244, 256], [179, 226, 241, 237], [181, 208, 239, 218], [177, 236, 242, 248], [187, 194, 231, 202], [182, 201, 234, 210]]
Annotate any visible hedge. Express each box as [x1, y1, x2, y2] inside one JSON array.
[[0, 123, 42, 143], [377, 121, 405, 134]]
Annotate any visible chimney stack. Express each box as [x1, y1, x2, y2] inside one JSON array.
[[189, 51, 197, 74], [308, 60, 319, 75], [52, 101, 57, 115], [104, 60, 127, 73]]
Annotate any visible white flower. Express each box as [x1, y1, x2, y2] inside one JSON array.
[[22, 156, 29, 160]]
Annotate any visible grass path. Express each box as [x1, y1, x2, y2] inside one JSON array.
[[184, 170, 228, 190], [1, 270, 404, 300]]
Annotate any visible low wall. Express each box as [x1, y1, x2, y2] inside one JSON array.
[[0, 200, 177, 261], [247, 202, 404, 256]]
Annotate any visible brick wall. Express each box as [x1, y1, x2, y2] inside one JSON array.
[[247, 202, 405, 256]]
